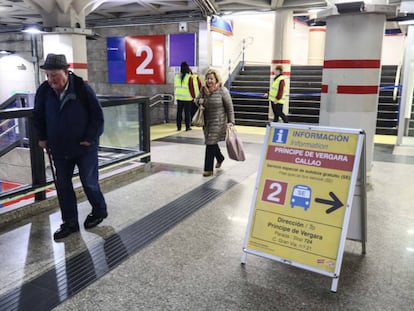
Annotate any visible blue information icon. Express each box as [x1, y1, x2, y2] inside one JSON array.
[[272, 128, 289, 144]]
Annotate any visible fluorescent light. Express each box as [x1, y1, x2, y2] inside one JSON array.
[[308, 8, 323, 14], [22, 25, 45, 34], [0, 50, 15, 55]]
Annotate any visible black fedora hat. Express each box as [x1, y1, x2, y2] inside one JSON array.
[[40, 53, 69, 70]]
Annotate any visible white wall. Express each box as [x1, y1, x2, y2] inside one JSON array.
[[291, 18, 310, 65], [381, 34, 405, 65], [0, 55, 36, 104], [228, 13, 275, 64], [219, 13, 309, 68]]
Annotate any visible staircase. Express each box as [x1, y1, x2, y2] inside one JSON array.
[[230, 65, 269, 127], [377, 65, 399, 135], [288, 66, 322, 124], [230, 64, 401, 135], [410, 100, 414, 136]]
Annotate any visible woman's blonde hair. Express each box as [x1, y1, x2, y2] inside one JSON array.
[[205, 69, 223, 86]]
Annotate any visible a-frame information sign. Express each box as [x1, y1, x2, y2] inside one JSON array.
[[241, 123, 365, 292]]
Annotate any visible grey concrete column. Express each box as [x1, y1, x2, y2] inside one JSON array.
[[269, 10, 293, 120], [319, 13, 386, 168], [30, 0, 89, 80], [42, 32, 89, 80], [307, 26, 326, 65]]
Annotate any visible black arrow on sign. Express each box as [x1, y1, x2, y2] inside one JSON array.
[[314, 192, 344, 214]]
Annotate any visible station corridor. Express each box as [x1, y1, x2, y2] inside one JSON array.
[[0, 124, 413, 311]]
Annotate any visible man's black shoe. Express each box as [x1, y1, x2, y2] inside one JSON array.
[[84, 213, 107, 229], [53, 223, 80, 240]]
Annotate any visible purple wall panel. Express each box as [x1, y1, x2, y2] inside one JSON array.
[[169, 33, 196, 67]]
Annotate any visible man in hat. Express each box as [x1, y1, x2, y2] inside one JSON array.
[[33, 53, 108, 240]]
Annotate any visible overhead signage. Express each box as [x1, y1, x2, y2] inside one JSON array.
[[107, 35, 166, 84], [210, 15, 233, 36]]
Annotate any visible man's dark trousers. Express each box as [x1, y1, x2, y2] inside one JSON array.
[[53, 148, 107, 225]]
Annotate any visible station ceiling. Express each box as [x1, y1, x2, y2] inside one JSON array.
[[0, 0, 405, 33]]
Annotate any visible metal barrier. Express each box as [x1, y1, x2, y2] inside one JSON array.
[[0, 95, 150, 207], [150, 93, 174, 123]]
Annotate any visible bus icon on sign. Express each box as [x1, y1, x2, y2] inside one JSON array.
[[290, 185, 312, 211]]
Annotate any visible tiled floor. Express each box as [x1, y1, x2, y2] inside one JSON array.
[[0, 126, 413, 311]]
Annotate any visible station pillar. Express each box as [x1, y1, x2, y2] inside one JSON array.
[[42, 32, 89, 80], [307, 26, 326, 66], [38, 1, 89, 80], [319, 12, 386, 168], [269, 10, 293, 120]]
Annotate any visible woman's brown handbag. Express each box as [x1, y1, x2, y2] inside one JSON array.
[[192, 105, 205, 127]]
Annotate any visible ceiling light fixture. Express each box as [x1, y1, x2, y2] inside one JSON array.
[[22, 25, 45, 34], [0, 50, 15, 55]]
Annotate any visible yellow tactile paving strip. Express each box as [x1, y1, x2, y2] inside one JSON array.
[[151, 123, 397, 145]]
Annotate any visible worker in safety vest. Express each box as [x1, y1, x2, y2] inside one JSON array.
[[264, 65, 288, 123], [174, 62, 202, 131], [190, 71, 202, 118]]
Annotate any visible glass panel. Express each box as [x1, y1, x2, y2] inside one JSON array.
[[0, 116, 31, 207], [100, 104, 140, 150], [0, 97, 148, 207]]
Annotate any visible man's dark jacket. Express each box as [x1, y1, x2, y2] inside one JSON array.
[[33, 72, 104, 159]]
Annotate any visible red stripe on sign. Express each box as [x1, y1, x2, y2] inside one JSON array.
[[321, 84, 328, 93], [309, 28, 326, 32], [337, 85, 378, 94], [266, 146, 355, 171], [69, 63, 88, 69], [271, 60, 291, 64], [324, 59, 380, 69]]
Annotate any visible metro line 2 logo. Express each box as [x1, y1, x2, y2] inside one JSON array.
[[272, 128, 289, 144]]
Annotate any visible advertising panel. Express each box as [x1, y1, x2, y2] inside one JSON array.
[[169, 33, 196, 67]]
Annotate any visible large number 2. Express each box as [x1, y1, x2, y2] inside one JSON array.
[[266, 182, 282, 203], [136, 45, 154, 75]]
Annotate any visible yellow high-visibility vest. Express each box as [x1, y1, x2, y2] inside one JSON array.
[[269, 75, 286, 104], [174, 74, 192, 101], [192, 74, 200, 98]]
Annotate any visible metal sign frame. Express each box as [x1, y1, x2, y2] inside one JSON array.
[[241, 123, 366, 292]]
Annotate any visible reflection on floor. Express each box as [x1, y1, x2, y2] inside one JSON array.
[[0, 124, 413, 311]]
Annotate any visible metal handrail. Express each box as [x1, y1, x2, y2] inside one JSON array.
[[149, 93, 174, 123], [394, 62, 402, 102], [0, 119, 10, 128], [149, 93, 174, 108], [0, 122, 18, 139], [0, 93, 30, 110], [225, 36, 254, 89]]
